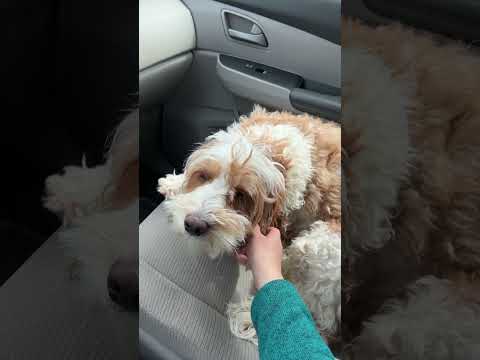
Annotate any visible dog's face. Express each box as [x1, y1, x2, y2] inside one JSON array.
[[164, 131, 286, 258]]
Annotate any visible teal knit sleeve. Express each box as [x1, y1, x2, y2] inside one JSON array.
[[251, 279, 334, 360]]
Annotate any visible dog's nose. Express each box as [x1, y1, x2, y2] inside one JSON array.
[[184, 214, 209, 236], [107, 258, 138, 311]]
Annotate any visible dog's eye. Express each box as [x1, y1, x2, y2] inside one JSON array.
[[197, 171, 209, 182]]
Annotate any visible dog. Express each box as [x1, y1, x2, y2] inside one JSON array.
[[43, 109, 139, 310], [158, 105, 342, 344], [341, 17, 480, 356]]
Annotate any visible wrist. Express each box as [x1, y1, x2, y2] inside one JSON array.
[[255, 271, 283, 290]]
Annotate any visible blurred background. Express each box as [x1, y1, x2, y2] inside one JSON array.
[[0, 0, 137, 285]]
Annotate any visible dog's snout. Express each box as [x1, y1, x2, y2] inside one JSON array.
[[107, 258, 138, 311], [184, 214, 209, 236]]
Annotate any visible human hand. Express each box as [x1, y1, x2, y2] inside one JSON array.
[[236, 225, 284, 290]]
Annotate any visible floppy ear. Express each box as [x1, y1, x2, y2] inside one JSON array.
[[244, 138, 290, 238], [256, 160, 288, 239], [110, 159, 139, 209], [230, 154, 287, 236], [258, 191, 286, 233]]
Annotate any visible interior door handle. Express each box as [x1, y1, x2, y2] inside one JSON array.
[[222, 10, 268, 47], [227, 29, 267, 46]]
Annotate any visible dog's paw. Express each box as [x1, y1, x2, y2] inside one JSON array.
[[226, 296, 258, 345], [157, 173, 184, 198]]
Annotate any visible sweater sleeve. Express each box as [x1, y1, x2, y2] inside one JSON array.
[[251, 279, 334, 360]]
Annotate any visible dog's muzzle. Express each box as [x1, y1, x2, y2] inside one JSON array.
[[107, 257, 138, 311]]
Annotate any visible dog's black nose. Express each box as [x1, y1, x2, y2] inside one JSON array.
[[107, 258, 138, 311], [184, 214, 209, 236]]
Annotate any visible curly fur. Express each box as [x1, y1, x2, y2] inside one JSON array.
[[283, 220, 341, 342]]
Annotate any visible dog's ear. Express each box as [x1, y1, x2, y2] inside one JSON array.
[[110, 160, 139, 209], [235, 162, 286, 236], [254, 142, 289, 235], [256, 171, 287, 236], [260, 196, 285, 232]]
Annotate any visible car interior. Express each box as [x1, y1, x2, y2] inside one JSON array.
[[139, 0, 340, 359], [139, 0, 341, 222], [3, 0, 478, 359], [139, 1, 480, 359]]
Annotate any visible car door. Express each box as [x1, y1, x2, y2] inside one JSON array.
[[139, 0, 340, 221]]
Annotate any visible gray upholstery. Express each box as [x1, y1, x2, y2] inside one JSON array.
[[139, 204, 258, 360], [1, 203, 257, 359], [0, 230, 138, 360]]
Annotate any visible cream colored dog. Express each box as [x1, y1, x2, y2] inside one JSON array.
[[158, 106, 341, 344]]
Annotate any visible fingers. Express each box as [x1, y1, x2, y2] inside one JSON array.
[[253, 225, 280, 236], [266, 227, 281, 239], [251, 225, 280, 241]]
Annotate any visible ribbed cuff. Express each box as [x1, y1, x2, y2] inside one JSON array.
[[252, 279, 305, 328]]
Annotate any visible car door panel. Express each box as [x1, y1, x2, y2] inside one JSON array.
[[216, 54, 303, 113], [139, 0, 340, 209], [183, 0, 340, 89], [140, 53, 193, 106]]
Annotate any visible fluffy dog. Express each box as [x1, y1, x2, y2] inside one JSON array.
[[43, 109, 139, 309], [158, 106, 341, 343], [341, 17, 480, 356]]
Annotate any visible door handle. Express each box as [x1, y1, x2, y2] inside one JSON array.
[[227, 29, 267, 46], [222, 10, 268, 47]]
